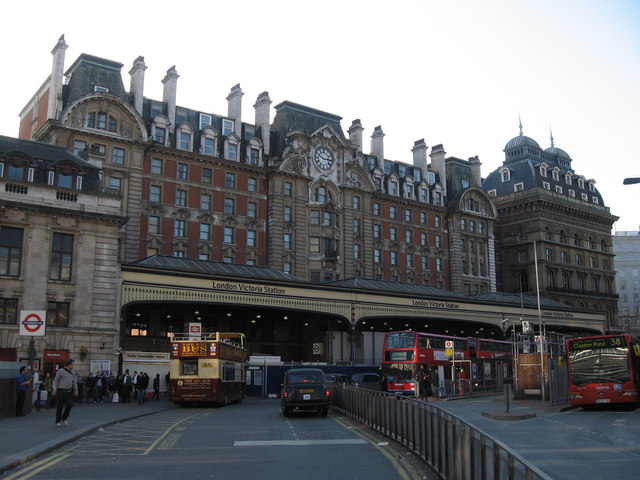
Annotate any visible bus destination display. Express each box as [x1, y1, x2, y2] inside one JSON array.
[[569, 336, 626, 351]]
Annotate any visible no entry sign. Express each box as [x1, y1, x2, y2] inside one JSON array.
[[19, 310, 46, 336]]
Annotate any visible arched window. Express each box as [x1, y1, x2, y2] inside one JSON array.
[[313, 186, 332, 203], [547, 270, 556, 289], [563, 272, 570, 290], [574, 233, 580, 246], [544, 227, 551, 240], [560, 230, 567, 244], [588, 237, 594, 249], [519, 271, 529, 293]]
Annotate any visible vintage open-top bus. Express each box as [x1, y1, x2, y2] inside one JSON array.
[[169, 331, 247, 405]]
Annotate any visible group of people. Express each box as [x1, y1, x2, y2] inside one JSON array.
[[15, 361, 165, 427], [118, 370, 160, 404]]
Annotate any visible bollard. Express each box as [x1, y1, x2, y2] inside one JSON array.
[[503, 378, 513, 413]]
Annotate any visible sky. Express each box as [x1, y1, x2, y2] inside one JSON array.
[[1, 0, 639, 231]]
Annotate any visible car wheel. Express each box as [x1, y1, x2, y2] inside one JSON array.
[[282, 404, 291, 417], [319, 407, 328, 417]]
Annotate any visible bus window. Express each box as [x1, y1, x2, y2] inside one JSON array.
[[182, 360, 198, 376], [223, 362, 235, 381]]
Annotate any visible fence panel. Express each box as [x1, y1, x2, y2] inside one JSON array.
[[332, 386, 553, 480]]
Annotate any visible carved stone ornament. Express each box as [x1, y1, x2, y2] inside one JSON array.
[[71, 106, 86, 128], [283, 154, 307, 174]]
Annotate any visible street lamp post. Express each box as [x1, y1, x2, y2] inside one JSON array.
[[532, 240, 545, 402]]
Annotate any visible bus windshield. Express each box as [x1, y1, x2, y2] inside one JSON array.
[[385, 332, 416, 349], [382, 363, 417, 381], [568, 347, 631, 385]]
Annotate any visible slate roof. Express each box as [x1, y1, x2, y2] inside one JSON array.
[[325, 278, 467, 299], [0, 135, 99, 171], [483, 133, 605, 206], [468, 291, 575, 310], [125, 255, 308, 283]]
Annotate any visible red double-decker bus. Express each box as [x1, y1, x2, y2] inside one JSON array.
[[566, 334, 640, 406], [469, 338, 513, 359], [381, 331, 469, 396], [170, 332, 247, 405]]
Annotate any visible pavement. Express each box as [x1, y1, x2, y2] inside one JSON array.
[[0, 395, 173, 474], [437, 393, 576, 420], [0, 393, 572, 475]]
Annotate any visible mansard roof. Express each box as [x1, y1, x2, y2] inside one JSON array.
[[484, 131, 605, 207]]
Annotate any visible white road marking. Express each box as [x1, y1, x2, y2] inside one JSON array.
[[234, 439, 367, 446]]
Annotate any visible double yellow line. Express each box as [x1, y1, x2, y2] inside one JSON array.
[[4, 452, 71, 480]]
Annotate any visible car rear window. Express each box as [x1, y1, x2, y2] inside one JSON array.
[[288, 372, 323, 383]]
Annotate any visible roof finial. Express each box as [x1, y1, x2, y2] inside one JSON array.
[[518, 114, 523, 136], [549, 126, 555, 148]]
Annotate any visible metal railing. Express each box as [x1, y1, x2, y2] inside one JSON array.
[[332, 386, 554, 480]]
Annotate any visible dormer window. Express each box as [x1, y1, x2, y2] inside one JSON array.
[[539, 163, 548, 177], [565, 173, 573, 184], [177, 124, 194, 151], [500, 168, 510, 182], [47, 169, 81, 190], [199, 113, 212, 130], [222, 119, 234, 136], [461, 178, 470, 188], [226, 143, 237, 160], [578, 178, 585, 189], [552, 168, 560, 181], [93, 85, 109, 93], [200, 127, 218, 156], [588, 182, 595, 192], [179, 132, 192, 151], [389, 180, 398, 195]]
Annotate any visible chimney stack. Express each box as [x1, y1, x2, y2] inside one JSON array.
[[412, 139, 428, 172], [348, 119, 364, 152], [371, 126, 385, 161], [162, 65, 179, 128], [468, 155, 482, 186], [430, 144, 447, 197], [227, 84, 243, 136], [254, 91, 271, 157], [129, 56, 147, 116], [48, 34, 68, 120]]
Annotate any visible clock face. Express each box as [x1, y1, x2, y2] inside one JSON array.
[[314, 147, 334, 170]]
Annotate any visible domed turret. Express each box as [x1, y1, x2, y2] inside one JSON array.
[[504, 134, 541, 151]]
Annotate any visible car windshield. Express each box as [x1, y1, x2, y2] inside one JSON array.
[[288, 372, 323, 384]]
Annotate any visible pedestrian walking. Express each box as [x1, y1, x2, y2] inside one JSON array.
[[122, 369, 132, 403], [43, 372, 54, 408], [31, 368, 42, 411], [52, 359, 78, 426], [15, 366, 32, 417], [153, 373, 160, 400], [137, 371, 148, 404]]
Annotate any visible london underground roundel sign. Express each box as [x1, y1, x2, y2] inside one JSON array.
[[19, 310, 46, 336]]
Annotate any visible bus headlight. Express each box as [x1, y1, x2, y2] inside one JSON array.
[[570, 393, 583, 399]]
